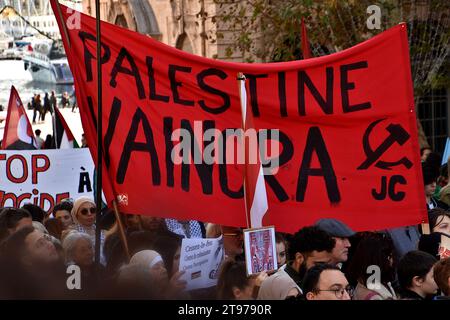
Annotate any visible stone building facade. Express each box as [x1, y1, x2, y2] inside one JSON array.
[[82, 0, 243, 61]]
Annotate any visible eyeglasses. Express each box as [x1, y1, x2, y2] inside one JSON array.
[[80, 207, 96, 216], [315, 285, 354, 299]]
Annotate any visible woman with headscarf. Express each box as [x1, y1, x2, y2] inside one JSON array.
[[129, 249, 187, 299], [70, 196, 106, 265]]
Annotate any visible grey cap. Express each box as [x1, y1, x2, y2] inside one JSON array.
[[315, 218, 356, 238]]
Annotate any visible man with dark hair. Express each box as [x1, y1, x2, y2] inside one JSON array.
[[303, 264, 352, 300], [288, 226, 335, 272], [0, 208, 32, 242], [315, 218, 355, 266], [257, 226, 335, 299], [21, 203, 46, 224], [52, 201, 74, 229], [398, 250, 438, 300]]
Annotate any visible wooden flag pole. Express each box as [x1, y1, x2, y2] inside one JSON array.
[[112, 200, 131, 262]]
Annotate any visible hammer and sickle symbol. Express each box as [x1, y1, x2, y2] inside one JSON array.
[[357, 118, 413, 170]]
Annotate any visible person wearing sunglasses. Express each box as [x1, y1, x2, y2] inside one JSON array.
[[221, 225, 244, 260], [70, 196, 106, 265], [303, 264, 352, 300]]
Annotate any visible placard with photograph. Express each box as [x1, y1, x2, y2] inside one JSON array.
[[243, 226, 278, 275]]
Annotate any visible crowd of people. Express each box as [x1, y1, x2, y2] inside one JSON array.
[[28, 90, 77, 125], [0, 148, 448, 300]]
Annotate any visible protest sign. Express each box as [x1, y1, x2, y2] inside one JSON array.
[[244, 226, 277, 275], [51, 1, 427, 232], [0, 148, 95, 212], [179, 236, 224, 291]]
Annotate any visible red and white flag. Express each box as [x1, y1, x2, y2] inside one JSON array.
[[238, 73, 269, 228], [1, 86, 37, 150], [53, 106, 79, 148]]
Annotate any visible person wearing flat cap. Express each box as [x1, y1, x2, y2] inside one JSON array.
[[315, 218, 355, 266]]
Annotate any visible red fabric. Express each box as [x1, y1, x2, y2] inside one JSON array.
[[301, 18, 312, 59], [54, 105, 76, 142], [51, 1, 427, 233], [2, 86, 36, 149]]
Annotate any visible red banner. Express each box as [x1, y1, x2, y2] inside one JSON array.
[[51, 1, 427, 233]]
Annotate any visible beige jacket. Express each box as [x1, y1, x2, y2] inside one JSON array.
[[353, 282, 397, 300]]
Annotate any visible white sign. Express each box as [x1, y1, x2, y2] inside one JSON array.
[[179, 235, 224, 291], [0, 148, 95, 212], [243, 226, 277, 276]]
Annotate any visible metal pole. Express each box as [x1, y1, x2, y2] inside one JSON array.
[[94, 0, 102, 266]]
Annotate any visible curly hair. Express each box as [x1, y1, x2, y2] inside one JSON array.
[[288, 226, 335, 260]]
